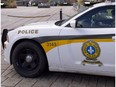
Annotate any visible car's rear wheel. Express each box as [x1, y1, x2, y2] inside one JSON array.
[[12, 41, 47, 78]]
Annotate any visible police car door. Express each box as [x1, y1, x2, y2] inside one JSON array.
[[59, 5, 115, 76]]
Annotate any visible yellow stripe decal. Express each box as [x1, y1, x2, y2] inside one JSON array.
[[41, 39, 114, 53]]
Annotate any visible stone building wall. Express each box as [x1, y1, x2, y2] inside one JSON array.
[[5, 0, 77, 6]]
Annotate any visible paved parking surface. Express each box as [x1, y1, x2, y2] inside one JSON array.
[[1, 6, 115, 87]]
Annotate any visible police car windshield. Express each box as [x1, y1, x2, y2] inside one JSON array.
[[61, 7, 89, 25]]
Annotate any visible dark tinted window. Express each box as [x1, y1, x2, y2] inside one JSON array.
[[76, 5, 115, 28]]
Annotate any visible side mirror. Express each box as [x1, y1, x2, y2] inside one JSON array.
[[70, 20, 76, 28]]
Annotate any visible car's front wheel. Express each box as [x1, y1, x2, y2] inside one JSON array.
[[12, 41, 47, 78]]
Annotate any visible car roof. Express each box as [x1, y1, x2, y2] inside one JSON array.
[[93, 2, 115, 7]]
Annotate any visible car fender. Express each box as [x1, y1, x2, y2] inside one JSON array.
[[6, 28, 62, 70]]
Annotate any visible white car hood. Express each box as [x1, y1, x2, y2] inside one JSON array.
[[26, 20, 58, 27], [8, 20, 60, 35]]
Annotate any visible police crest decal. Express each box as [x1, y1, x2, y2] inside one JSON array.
[[81, 40, 103, 67]]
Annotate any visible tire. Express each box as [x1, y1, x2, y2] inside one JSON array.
[[12, 41, 47, 78]]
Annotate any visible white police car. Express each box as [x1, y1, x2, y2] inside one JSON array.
[[2, 2, 115, 77]]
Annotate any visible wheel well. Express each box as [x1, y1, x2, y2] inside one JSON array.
[[10, 39, 48, 67]]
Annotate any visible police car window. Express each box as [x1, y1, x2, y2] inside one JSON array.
[[61, 7, 89, 26], [76, 6, 115, 28]]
